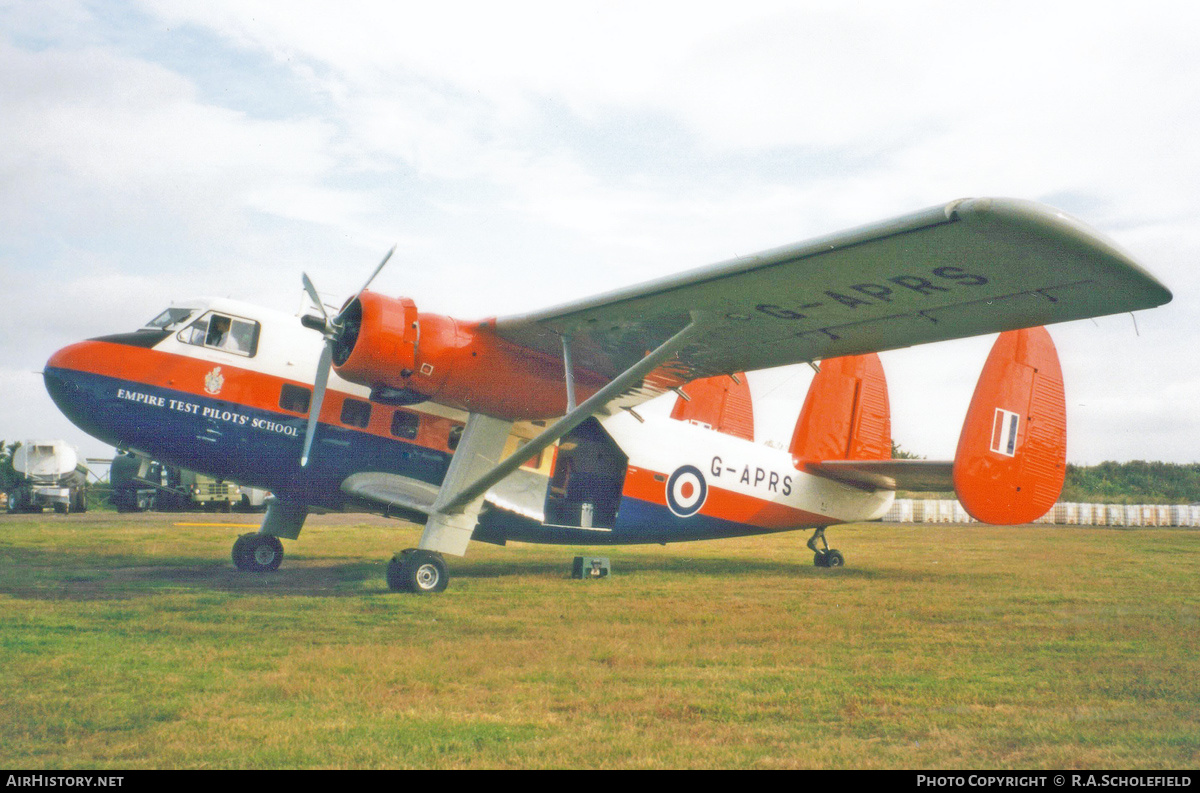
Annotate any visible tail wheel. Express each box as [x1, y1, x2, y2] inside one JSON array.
[[813, 549, 845, 568], [387, 549, 449, 594], [808, 528, 844, 569]]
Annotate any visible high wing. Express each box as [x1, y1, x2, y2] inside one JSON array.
[[490, 198, 1171, 397]]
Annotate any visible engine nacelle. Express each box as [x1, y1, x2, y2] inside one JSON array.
[[332, 291, 420, 379], [333, 291, 600, 419]]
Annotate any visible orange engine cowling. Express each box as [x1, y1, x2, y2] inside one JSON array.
[[332, 291, 420, 381], [790, 354, 891, 461], [953, 326, 1066, 524], [332, 291, 602, 419], [669, 373, 754, 441]]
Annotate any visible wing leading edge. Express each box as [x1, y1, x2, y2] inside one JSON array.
[[490, 198, 1171, 392]]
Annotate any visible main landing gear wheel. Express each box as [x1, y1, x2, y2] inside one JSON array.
[[387, 549, 449, 594], [807, 528, 845, 568], [817, 549, 845, 568], [232, 533, 284, 572]]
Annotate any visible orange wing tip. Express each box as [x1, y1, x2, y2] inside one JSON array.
[[953, 326, 1066, 524]]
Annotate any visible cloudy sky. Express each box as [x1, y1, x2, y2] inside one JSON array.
[[2, 0, 1197, 469]]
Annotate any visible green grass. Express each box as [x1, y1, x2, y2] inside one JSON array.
[[1, 513, 1197, 769]]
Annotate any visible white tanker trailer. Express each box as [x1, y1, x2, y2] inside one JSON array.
[[6, 440, 88, 513]]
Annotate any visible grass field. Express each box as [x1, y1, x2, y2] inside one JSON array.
[[1, 512, 1197, 769]]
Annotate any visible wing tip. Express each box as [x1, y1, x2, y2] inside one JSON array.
[[949, 196, 1173, 308]]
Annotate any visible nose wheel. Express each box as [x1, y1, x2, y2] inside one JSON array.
[[387, 549, 449, 593], [807, 528, 844, 568]]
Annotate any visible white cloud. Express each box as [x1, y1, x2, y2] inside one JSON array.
[[0, 38, 361, 260]]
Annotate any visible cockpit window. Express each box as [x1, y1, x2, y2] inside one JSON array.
[[145, 307, 197, 331], [178, 311, 260, 357]]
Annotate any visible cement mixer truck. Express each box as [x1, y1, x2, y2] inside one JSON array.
[[5, 440, 89, 513]]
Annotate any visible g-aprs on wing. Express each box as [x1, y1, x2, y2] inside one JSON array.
[[487, 197, 1171, 394]]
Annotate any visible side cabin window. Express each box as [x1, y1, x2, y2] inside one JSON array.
[[390, 410, 419, 440], [279, 384, 312, 415], [178, 312, 260, 357], [340, 398, 372, 429]]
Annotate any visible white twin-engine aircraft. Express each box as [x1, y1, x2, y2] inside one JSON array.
[[44, 198, 1171, 593]]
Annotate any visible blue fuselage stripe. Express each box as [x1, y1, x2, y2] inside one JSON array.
[[46, 365, 794, 545], [44, 366, 452, 508]]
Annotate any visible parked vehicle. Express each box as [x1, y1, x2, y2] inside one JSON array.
[[6, 440, 88, 513], [109, 452, 265, 512]]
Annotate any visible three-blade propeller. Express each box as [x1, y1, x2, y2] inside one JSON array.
[[300, 246, 396, 468]]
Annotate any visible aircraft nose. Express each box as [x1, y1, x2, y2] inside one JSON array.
[[45, 341, 79, 373], [43, 340, 122, 446], [44, 341, 88, 403]]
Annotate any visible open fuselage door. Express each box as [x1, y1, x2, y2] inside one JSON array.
[[544, 418, 629, 529]]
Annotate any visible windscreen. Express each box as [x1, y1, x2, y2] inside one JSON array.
[[144, 307, 197, 331]]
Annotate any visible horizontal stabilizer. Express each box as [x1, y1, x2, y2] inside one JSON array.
[[804, 459, 954, 492]]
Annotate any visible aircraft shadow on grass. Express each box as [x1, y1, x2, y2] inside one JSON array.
[[2, 543, 961, 601]]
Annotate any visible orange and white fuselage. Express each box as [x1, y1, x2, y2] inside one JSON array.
[[44, 296, 892, 545]]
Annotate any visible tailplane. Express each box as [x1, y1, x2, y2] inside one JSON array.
[[794, 328, 1067, 523], [953, 326, 1067, 524]]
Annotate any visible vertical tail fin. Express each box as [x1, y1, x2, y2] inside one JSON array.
[[670, 373, 754, 441], [953, 327, 1066, 524], [790, 354, 891, 461]]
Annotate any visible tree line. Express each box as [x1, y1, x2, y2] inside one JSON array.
[[1062, 461, 1200, 504], [894, 444, 1200, 503]]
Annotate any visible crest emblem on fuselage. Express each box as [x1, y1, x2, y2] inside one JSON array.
[[665, 465, 708, 518], [204, 367, 225, 396]]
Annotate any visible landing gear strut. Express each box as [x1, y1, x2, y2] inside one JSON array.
[[232, 533, 284, 572], [807, 528, 844, 568], [387, 549, 449, 593]]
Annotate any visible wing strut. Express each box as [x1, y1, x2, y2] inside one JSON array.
[[358, 317, 702, 558], [561, 334, 577, 412], [436, 316, 703, 518]]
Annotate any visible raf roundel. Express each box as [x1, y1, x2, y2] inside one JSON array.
[[665, 465, 708, 518]]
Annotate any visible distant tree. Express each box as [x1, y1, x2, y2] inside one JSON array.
[[0, 441, 21, 492], [891, 441, 923, 460]]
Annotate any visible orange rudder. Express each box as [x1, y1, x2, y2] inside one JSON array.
[[670, 373, 754, 441], [953, 327, 1066, 524], [790, 354, 891, 461]]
